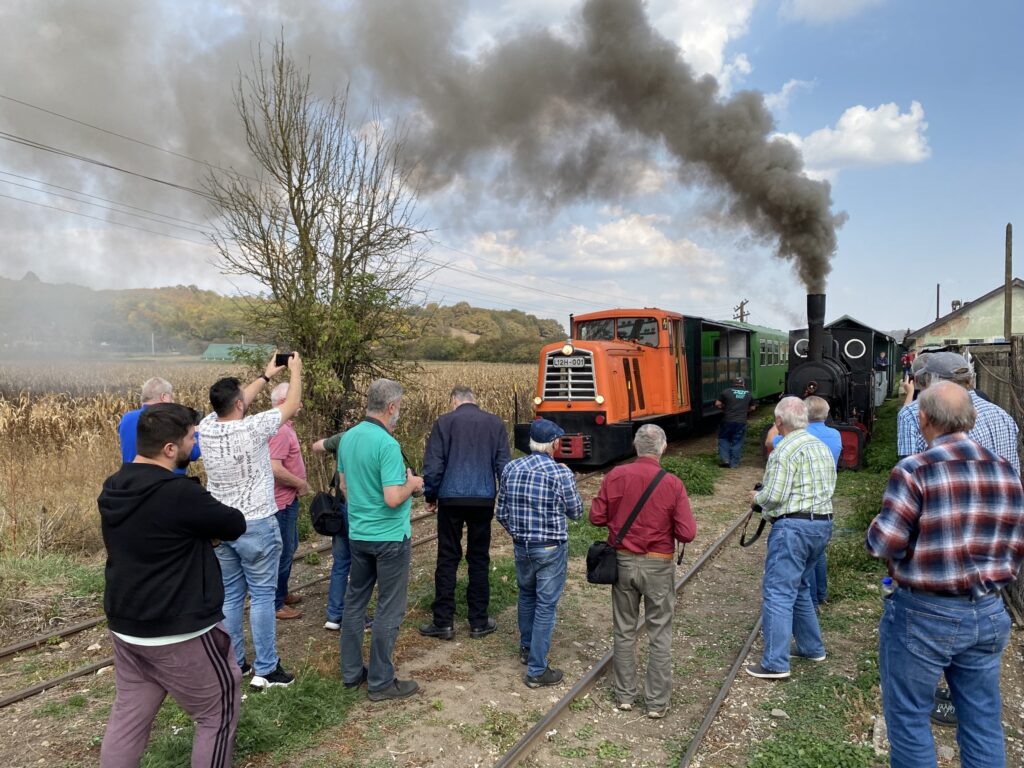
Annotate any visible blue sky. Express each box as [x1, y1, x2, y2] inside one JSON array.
[[0, 0, 1020, 336]]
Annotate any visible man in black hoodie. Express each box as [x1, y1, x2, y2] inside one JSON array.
[[98, 403, 246, 768]]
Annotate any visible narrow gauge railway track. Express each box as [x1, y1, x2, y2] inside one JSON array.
[[494, 508, 763, 768], [0, 507, 441, 662], [0, 512, 442, 710]]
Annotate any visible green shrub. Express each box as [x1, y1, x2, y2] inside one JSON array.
[[661, 455, 721, 496]]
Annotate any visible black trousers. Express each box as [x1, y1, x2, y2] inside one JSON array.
[[431, 502, 493, 628]]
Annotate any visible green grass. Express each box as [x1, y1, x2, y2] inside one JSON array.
[[140, 669, 359, 767], [0, 553, 104, 597], [37, 694, 89, 719], [661, 454, 721, 496], [412, 556, 520, 619], [567, 515, 606, 557]]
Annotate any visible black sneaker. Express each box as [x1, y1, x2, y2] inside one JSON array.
[[250, 663, 295, 689], [469, 617, 497, 638], [745, 663, 790, 680], [524, 667, 564, 688], [931, 689, 957, 726], [519, 647, 529, 665], [367, 678, 420, 701], [343, 666, 368, 689], [239, 661, 252, 677], [418, 622, 455, 640]]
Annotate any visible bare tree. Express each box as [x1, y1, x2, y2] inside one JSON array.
[[206, 38, 429, 424]]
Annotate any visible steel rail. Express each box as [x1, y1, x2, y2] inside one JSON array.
[[493, 509, 751, 768], [0, 511, 439, 663], [0, 529, 441, 710], [677, 616, 762, 768]]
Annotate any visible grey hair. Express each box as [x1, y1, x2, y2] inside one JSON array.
[[919, 381, 976, 434], [450, 386, 476, 403], [529, 439, 556, 454], [366, 379, 403, 412], [141, 377, 172, 403], [633, 424, 667, 456], [805, 396, 830, 422], [775, 396, 809, 430], [270, 382, 289, 406]]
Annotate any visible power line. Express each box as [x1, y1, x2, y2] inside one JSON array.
[[0, 191, 212, 248], [0, 92, 243, 177], [0, 169, 215, 231], [0, 177, 215, 237], [0, 130, 213, 199]]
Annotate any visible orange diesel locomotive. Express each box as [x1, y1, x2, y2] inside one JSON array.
[[514, 308, 788, 466]]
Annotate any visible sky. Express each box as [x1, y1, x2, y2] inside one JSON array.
[[0, 0, 1020, 337]]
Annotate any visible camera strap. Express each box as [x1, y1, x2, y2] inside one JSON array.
[[739, 512, 767, 547]]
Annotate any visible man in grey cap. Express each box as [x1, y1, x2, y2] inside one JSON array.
[[496, 418, 583, 688], [894, 350, 1020, 727], [715, 376, 755, 468]]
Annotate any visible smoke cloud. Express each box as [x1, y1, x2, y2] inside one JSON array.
[[0, 0, 844, 293]]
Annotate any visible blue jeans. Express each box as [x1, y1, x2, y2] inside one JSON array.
[[274, 499, 300, 610], [340, 537, 410, 692], [807, 548, 827, 605], [880, 588, 1010, 768], [718, 421, 747, 467], [326, 517, 352, 623], [514, 541, 568, 677], [216, 515, 282, 676], [760, 517, 832, 673]]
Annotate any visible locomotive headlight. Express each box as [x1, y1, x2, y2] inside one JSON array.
[[594, 395, 605, 405], [561, 344, 574, 355], [533, 396, 543, 406]]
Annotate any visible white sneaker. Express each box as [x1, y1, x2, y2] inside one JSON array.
[[324, 620, 341, 631]]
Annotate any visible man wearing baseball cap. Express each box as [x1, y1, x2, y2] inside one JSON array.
[[496, 418, 583, 688], [894, 350, 1019, 728], [714, 376, 756, 468]]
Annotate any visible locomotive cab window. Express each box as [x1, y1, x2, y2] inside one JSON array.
[[615, 317, 659, 347], [577, 319, 614, 340]]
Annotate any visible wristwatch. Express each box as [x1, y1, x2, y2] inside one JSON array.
[[260, 373, 271, 382]]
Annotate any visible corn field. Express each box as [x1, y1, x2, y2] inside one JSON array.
[[0, 359, 537, 556]]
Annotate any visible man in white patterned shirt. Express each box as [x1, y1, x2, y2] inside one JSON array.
[[200, 352, 303, 690]]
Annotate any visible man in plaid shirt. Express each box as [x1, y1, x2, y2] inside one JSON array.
[[868, 381, 1024, 768], [746, 397, 836, 680], [897, 352, 1019, 473], [497, 418, 583, 688]]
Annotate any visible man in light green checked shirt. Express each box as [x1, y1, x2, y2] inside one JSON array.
[[746, 396, 837, 680]]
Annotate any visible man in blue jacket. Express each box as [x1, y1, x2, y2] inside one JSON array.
[[419, 386, 511, 641]]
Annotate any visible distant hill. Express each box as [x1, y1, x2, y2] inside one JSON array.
[[0, 275, 564, 362]]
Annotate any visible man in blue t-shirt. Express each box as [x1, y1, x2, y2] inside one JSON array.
[[765, 395, 841, 606], [118, 377, 200, 475]]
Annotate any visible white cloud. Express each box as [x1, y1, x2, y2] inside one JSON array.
[[780, 0, 885, 24], [778, 101, 930, 178], [763, 78, 815, 114]]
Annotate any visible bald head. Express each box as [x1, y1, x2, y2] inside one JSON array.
[[270, 382, 289, 406], [918, 380, 975, 443]]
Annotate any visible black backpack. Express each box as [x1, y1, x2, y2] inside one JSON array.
[[309, 473, 348, 537]]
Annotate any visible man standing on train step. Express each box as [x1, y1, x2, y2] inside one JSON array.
[[589, 424, 696, 718], [715, 376, 755, 468]]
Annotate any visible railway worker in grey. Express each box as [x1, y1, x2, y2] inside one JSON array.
[[589, 424, 697, 718], [497, 418, 583, 688], [98, 403, 246, 768], [746, 397, 836, 680]]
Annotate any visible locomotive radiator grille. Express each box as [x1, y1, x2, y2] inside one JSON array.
[[542, 349, 597, 400]]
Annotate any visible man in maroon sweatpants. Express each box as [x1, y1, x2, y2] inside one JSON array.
[[98, 403, 247, 768]]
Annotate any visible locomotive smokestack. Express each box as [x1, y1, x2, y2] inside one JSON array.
[[807, 294, 826, 363]]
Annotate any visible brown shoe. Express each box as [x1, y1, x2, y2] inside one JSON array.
[[275, 605, 303, 620], [284, 593, 303, 606]]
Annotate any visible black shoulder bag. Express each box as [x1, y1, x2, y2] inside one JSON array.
[[309, 472, 348, 538], [586, 469, 667, 585]]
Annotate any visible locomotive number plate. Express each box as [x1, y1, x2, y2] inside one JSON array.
[[551, 356, 585, 367]]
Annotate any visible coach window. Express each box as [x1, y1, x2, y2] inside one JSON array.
[[759, 339, 766, 366], [577, 319, 614, 340], [616, 317, 659, 347]]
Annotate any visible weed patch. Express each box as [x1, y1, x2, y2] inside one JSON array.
[[662, 454, 721, 496]]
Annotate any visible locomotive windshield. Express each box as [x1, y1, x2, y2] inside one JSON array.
[[576, 316, 659, 347]]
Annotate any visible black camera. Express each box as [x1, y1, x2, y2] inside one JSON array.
[[750, 482, 764, 514], [275, 352, 294, 367]]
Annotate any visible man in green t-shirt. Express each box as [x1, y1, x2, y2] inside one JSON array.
[[337, 379, 424, 702]]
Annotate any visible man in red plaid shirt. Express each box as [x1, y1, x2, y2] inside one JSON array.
[[867, 381, 1024, 768]]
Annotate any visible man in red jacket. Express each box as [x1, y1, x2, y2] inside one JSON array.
[[589, 424, 696, 718]]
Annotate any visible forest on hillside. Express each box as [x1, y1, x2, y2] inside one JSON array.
[[0, 275, 564, 363]]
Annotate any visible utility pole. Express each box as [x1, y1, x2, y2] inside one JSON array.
[[733, 299, 749, 323], [1006, 222, 1013, 342]]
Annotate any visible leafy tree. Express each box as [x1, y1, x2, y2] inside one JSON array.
[[205, 38, 429, 425]]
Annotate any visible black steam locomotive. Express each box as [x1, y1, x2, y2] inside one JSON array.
[[785, 294, 897, 469]]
